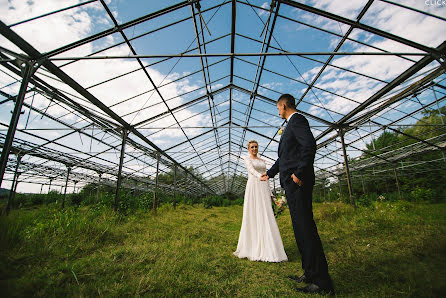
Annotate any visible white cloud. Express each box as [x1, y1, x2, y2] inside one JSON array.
[[0, 0, 208, 179], [310, 0, 369, 19], [258, 2, 270, 17], [1, 0, 93, 53], [261, 81, 283, 90], [299, 0, 444, 122], [364, 0, 446, 48]]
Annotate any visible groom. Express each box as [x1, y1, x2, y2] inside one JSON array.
[[261, 94, 334, 295]]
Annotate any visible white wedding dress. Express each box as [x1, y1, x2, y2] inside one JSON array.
[[233, 156, 288, 262]]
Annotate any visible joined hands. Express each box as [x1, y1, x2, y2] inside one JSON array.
[[260, 173, 269, 181], [260, 173, 303, 186]]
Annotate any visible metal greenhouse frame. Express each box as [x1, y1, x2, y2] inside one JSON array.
[[1, 0, 445, 211]]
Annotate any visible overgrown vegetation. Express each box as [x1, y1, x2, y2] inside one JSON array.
[[0, 201, 444, 296], [1, 105, 444, 296], [314, 107, 446, 205], [7, 184, 244, 214]]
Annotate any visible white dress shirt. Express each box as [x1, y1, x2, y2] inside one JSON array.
[[287, 112, 297, 122]]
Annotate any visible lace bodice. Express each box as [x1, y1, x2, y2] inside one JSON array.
[[243, 156, 266, 179]]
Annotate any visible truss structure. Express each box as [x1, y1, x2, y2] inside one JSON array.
[[0, 0, 445, 203]]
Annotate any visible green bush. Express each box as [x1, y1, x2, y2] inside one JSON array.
[[357, 193, 375, 207], [202, 196, 213, 209], [231, 198, 244, 206], [70, 193, 83, 206], [385, 191, 401, 201], [410, 187, 433, 202], [137, 192, 153, 210], [202, 195, 243, 208], [46, 190, 62, 204]]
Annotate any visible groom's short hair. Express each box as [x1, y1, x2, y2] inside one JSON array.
[[278, 94, 296, 109]]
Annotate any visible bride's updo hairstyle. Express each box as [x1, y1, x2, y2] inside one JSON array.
[[247, 139, 258, 149]]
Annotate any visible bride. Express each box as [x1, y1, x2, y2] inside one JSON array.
[[233, 140, 288, 262]]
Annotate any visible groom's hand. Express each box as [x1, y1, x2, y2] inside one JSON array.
[[260, 173, 269, 181], [291, 174, 303, 186]]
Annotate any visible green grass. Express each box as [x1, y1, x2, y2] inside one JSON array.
[[0, 201, 445, 297]]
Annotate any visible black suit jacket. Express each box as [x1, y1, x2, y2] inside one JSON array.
[[267, 113, 316, 188]]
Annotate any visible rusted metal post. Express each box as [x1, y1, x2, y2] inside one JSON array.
[[48, 178, 53, 193], [323, 179, 326, 201], [152, 152, 160, 214], [394, 168, 402, 200], [96, 173, 102, 203], [0, 62, 33, 187], [73, 180, 78, 193], [339, 128, 355, 207], [6, 153, 22, 215], [62, 166, 71, 209], [173, 164, 177, 209], [361, 175, 366, 194], [114, 129, 127, 211]]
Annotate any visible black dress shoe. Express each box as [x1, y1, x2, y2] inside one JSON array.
[[287, 273, 308, 283], [295, 283, 335, 296]]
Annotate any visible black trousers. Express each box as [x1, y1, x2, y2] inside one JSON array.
[[284, 182, 333, 290]]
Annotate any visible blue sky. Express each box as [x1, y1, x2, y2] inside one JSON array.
[[0, 0, 445, 193]]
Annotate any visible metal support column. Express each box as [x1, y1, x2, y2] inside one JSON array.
[[338, 175, 343, 199], [323, 179, 326, 201], [133, 179, 138, 197], [339, 128, 355, 207], [96, 173, 102, 203], [361, 175, 366, 194], [48, 179, 53, 193], [6, 153, 22, 215], [0, 62, 33, 186], [62, 166, 71, 209], [114, 129, 127, 211], [433, 87, 446, 162], [394, 168, 402, 200], [173, 164, 177, 209], [153, 152, 160, 214]]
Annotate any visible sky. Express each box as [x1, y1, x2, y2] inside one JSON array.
[[0, 0, 445, 193]]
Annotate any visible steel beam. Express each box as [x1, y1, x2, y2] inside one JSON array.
[[97, 173, 102, 203], [9, 0, 98, 27], [173, 164, 177, 209], [62, 166, 71, 209], [153, 152, 160, 214], [45, 51, 429, 60], [279, 0, 442, 56], [44, 1, 200, 58], [100, 1, 214, 184], [6, 153, 22, 215], [0, 61, 33, 187], [114, 130, 127, 211], [339, 128, 355, 207], [394, 168, 402, 200], [316, 41, 446, 143], [0, 20, 214, 194], [190, 1, 226, 182], [296, 0, 374, 106]]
